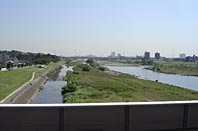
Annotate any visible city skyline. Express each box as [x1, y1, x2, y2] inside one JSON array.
[[1, 49, 196, 59], [1, 0, 198, 57]]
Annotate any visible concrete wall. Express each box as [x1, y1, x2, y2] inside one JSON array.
[[0, 102, 198, 131]]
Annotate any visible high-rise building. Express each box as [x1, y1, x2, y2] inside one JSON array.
[[110, 52, 116, 58], [144, 51, 150, 59], [179, 53, 186, 60], [155, 52, 160, 59]]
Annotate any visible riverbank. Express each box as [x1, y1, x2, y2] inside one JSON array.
[[32, 66, 73, 104], [97, 61, 139, 67], [0, 67, 36, 101], [0, 62, 64, 103], [62, 64, 198, 103], [29, 65, 63, 103], [147, 61, 198, 76]]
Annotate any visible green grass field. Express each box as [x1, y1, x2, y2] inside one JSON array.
[[62, 64, 198, 103], [148, 61, 198, 76]]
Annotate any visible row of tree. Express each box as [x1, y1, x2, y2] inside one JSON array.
[[0, 50, 60, 70]]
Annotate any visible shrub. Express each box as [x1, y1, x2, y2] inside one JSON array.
[[62, 83, 77, 94], [81, 65, 90, 71], [86, 59, 94, 65], [73, 71, 79, 74], [98, 66, 106, 71]]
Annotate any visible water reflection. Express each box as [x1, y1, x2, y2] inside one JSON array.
[[107, 66, 198, 91], [32, 66, 73, 104]]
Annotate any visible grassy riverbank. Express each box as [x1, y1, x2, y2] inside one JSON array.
[[147, 61, 198, 76], [0, 61, 63, 100], [0, 67, 36, 100], [62, 64, 198, 103]]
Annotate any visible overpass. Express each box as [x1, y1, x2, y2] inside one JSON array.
[[1, 101, 198, 131]]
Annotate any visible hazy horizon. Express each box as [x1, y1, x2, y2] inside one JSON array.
[[1, 0, 198, 57]]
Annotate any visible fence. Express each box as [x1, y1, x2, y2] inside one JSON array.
[[1, 101, 198, 131]]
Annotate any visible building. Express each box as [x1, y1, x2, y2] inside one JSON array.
[[110, 52, 116, 58], [179, 53, 186, 60], [144, 51, 150, 60], [117, 53, 122, 58], [186, 55, 198, 62], [155, 52, 160, 59]]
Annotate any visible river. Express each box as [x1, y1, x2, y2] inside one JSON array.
[[31, 65, 73, 104], [107, 66, 198, 91]]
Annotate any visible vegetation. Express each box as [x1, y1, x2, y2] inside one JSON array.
[[142, 59, 154, 65], [47, 66, 62, 80], [86, 59, 95, 65], [0, 50, 60, 68], [105, 59, 143, 65], [147, 61, 198, 76], [62, 64, 198, 103], [32, 53, 60, 65], [6, 61, 13, 70], [34, 61, 64, 78], [67, 60, 83, 66], [65, 59, 72, 67], [101, 59, 154, 66]]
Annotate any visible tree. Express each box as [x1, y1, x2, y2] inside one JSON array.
[[86, 59, 94, 65], [82, 65, 90, 71], [6, 61, 13, 70]]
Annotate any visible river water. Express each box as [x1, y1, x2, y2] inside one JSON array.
[[31, 66, 73, 104], [107, 66, 198, 91]]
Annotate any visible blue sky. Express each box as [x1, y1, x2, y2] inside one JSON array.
[[0, 0, 198, 57]]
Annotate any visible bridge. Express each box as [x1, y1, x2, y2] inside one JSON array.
[[1, 101, 198, 131]]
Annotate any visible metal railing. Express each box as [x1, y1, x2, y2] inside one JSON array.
[[1, 101, 198, 131]]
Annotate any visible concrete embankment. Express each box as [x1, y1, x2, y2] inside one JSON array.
[[0, 65, 62, 104]]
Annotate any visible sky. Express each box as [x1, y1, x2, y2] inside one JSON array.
[[0, 0, 198, 57]]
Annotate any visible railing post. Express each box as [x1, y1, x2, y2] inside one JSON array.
[[59, 107, 64, 131], [183, 104, 189, 130], [125, 106, 130, 131]]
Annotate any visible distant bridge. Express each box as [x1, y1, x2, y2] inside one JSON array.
[[1, 101, 198, 131]]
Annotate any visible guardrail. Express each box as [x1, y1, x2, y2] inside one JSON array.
[[1, 101, 198, 131]]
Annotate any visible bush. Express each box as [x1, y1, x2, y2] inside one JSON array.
[[62, 82, 77, 94], [86, 59, 94, 65], [81, 65, 90, 71], [73, 71, 79, 74], [98, 66, 106, 71]]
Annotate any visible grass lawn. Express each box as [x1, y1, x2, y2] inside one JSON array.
[[34, 61, 63, 78], [62, 64, 198, 103], [148, 61, 198, 76]]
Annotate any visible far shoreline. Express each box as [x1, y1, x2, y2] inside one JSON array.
[[98, 60, 198, 77], [97, 61, 140, 67]]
